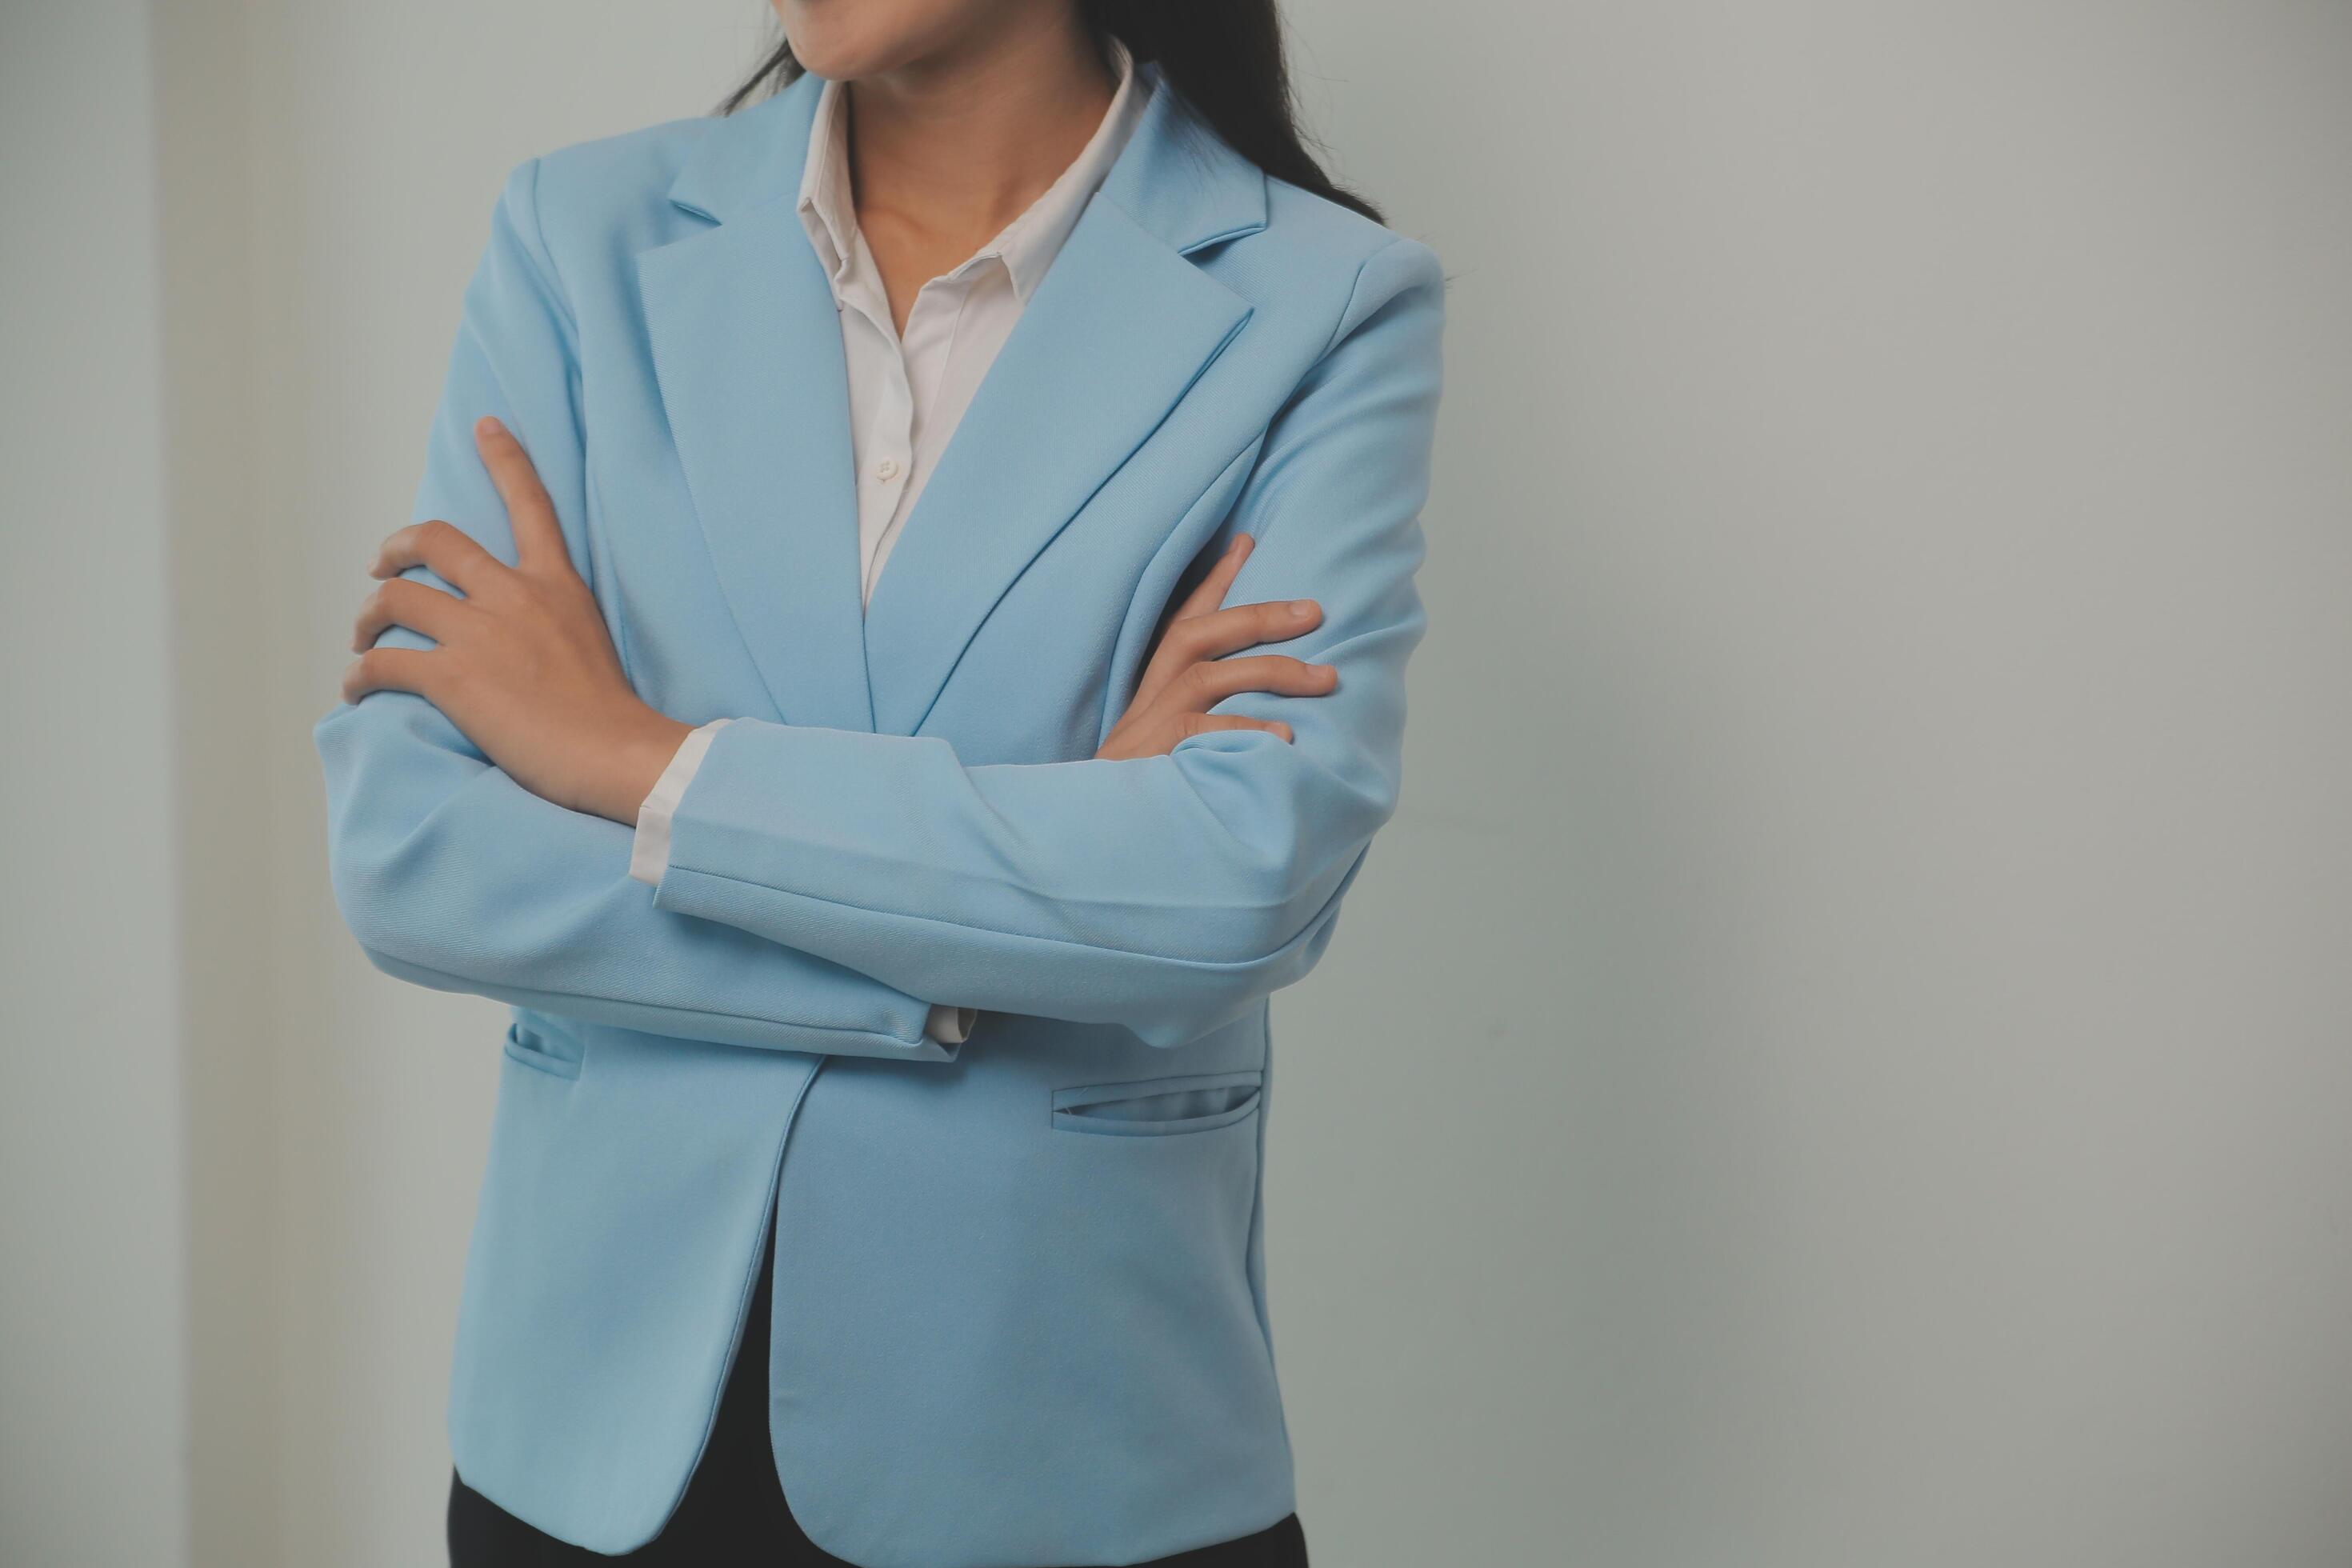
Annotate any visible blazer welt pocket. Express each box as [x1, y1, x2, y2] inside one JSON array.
[[1050, 1070, 1263, 1137], [502, 1022, 582, 1081]]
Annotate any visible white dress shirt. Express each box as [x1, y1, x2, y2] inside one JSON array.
[[628, 46, 1150, 1045]]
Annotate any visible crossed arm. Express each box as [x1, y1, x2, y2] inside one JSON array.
[[315, 166, 1445, 1054]]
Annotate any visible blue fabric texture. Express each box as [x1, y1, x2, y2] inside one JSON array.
[[314, 62, 1444, 1568]]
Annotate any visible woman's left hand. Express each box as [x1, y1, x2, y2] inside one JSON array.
[[342, 416, 690, 825]]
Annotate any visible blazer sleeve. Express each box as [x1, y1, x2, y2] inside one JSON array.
[[646, 235, 1446, 1050], [312, 158, 954, 1061]]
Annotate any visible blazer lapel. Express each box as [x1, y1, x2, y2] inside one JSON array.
[[858, 70, 1267, 738], [859, 202, 1251, 736], [638, 77, 875, 732], [631, 65, 1270, 739]]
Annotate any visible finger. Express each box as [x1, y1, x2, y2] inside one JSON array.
[[350, 577, 471, 652], [1134, 538, 1262, 710], [1153, 598, 1322, 672], [1169, 532, 1254, 625], [1098, 709, 1293, 762], [371, 518, 502, 592], [474, 416, 569, 574], [339, 646, 438, 705], [1179, 713, 1294, 744], [1159, 654, 1338, 714]]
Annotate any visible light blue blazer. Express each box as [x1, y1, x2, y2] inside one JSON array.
[[314, 62, 1444, 1568]]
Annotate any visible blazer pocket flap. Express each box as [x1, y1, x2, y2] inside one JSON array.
[[1051, 1070, 1262, 1135], [502, 1020, 584, 1080]]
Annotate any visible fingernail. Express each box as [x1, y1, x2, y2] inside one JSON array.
[[1289, 600, 1317, 619], [476, 415, 504, 438]]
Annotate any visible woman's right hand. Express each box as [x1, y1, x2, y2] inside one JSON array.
[[1096, 533, 1338, 761]]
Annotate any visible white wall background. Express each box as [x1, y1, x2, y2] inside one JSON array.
[[5, 2, 2350, 1564], [1, 5, 190, 1565]]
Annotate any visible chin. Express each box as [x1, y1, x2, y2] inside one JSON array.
[[776, 0, 965, 82]]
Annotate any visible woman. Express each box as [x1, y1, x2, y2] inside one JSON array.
[[314, 0, 1444, 1562]]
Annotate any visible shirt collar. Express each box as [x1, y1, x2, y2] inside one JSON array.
[[795, 38, 1146, 305]]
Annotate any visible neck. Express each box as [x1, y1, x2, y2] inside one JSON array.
[[842, 15, 1116, 244]]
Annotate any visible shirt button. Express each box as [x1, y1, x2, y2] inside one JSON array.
[[875, 457, 901, 482]]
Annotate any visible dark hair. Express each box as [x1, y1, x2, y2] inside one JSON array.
[[718, 1, 1382, 224]]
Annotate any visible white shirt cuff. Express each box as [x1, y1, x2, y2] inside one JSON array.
[[926, 1004, 977, 1045], [633, 718, 974, 1048], [628, 718, 732, 886]]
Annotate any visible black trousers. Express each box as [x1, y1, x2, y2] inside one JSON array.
[[449, 1213, 1308, 1567]]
